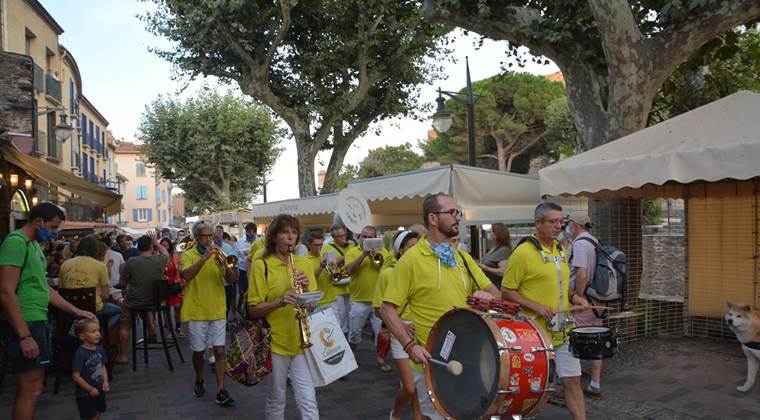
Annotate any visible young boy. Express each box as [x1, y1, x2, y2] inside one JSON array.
[[72, 319, 110, 420]]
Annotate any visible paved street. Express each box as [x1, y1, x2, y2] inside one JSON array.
[[2, 332, 759, 419]]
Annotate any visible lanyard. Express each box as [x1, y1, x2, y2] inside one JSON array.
[[436, 258, 468, 292]]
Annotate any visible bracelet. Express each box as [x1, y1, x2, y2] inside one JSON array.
[[402, 340, 415, 352], [18, 335, 32, 342]]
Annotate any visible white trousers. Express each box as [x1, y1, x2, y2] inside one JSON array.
[[334, 294, 350, 335], [413, 369, 445, 420], [265, 353, 319, 420], [348, 301, 382, 346]]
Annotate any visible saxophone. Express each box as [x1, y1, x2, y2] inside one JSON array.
[[288, 246, 313, 349]]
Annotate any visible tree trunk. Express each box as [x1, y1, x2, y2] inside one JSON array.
[[321, 122, 353, 194], [495, 138, 507, 172], [294, 133, 318, 197]]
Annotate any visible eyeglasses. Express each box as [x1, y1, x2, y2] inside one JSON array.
[[542, 218, 564, 226], [433, 209, 463, 218], [197, 234, 213, 238]]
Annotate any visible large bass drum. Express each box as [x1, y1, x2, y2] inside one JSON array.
[[425, 308, 555, 419]]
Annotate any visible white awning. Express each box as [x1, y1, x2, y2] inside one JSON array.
[[539, 90, 760, 197], [252, 165, 540, 227]]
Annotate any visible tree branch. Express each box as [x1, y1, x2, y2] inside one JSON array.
[[588, 0, 643, 72], [264, 1, 297, 70], [654, 1, 760, 83]]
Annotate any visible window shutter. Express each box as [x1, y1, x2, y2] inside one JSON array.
[[132, 209, 138, 221], [147, 209, 153, 221]]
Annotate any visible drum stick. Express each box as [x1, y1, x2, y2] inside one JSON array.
[[429, 358, 463, 376], [568, 305, 610, 312]]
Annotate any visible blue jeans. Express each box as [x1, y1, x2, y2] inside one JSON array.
[[97, 302, 123, 329]]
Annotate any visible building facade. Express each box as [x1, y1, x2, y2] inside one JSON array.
[[0, 0, 121, 237], [114, 142, 173, 230]]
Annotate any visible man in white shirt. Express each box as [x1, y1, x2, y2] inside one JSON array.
[[234, 222, 259, 296], [101, 237, 125, 303]]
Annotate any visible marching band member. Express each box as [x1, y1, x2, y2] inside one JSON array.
[[381, 194, 501, 420], [502, 202, 587, 420], [374, 230, 421, 420], [248, 215, 319, 420], [180, 221, 238, 406], [322, 223, 354, 335], [344, 226, 391, 371], [303, 230, 339, 313]]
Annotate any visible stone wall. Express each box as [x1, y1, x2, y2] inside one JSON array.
[[0, 51, 34, 135], [640, 232, 686, 301]]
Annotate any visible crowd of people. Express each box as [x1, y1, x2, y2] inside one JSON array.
[[1, 196, 603, 420]]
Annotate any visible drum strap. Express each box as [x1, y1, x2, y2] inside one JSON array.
[[456, 250, 480, 291]]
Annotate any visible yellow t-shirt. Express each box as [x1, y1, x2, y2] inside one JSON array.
[[59, 256, 110, 311], [321, 242, 354, 295], [346, 246, 388, 302], [179, 248, 226, 321], [305, 253, 337, 305], [383, 238, 491, 350], [247, 254, 317, 356], [372, 261, 412, 321], [248, 239, 265, 260], [502, 235, 572, 346]]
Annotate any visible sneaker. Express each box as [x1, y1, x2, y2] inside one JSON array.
[[215, 389, 234, 406], [389, 410, 401, 420], [584, 385, 603, 400], [193, 379, 205, 398], [176, 328, 185, 338]]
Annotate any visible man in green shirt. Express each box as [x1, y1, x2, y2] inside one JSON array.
[[0, 202, 96, 420]]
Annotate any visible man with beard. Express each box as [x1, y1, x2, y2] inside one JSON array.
[[381, 193, 501, 419], [0, 202, 97, 420]]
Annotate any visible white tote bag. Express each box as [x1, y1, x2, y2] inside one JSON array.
[[304, 307, 358, 386]]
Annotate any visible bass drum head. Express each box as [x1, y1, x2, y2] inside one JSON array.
[[426, 309, 500, 419]]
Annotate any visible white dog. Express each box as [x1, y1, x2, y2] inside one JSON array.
[[725, 301, 760, 392]]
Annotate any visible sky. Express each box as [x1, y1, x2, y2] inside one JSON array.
[[41, 0, 558, 203]]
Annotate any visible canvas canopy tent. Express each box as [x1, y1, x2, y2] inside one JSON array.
[[540, 90, 760, 198], [252, 164, 539, 229], [538, 90, 760, 338]]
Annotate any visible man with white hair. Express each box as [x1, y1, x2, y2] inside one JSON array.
[[180, 221, 238, 406]]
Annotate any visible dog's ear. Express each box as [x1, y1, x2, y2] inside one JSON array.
[[727, 301, 734, 309], [741, 304, 753, 312]]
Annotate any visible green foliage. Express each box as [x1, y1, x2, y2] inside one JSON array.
[[137, 90, 282, 212], [357, 143, 425, 178], [650, 26, 760, 124], [324, 164, 360, 193], [642, 198, 663, 225], [420, 72, 569, 172], [143, 0, 450, 196], [544, 96, 582, 158]]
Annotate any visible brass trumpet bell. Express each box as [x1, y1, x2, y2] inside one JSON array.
[[175, 235, 195, 253], [371, 252, 384, 267]]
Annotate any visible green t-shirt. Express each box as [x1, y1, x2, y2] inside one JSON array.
[[0, 231, 50, 321]]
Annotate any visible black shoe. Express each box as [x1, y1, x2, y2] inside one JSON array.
[[193, 379, 205, 398], [216, 389, 234, 406]]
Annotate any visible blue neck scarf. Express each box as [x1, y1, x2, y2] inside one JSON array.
[[430, 242, 457, 268]]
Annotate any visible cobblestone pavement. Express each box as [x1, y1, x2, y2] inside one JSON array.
[[1, 332, 757, 419]]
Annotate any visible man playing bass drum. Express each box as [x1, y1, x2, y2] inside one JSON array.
[[381, 193, 501, 420]]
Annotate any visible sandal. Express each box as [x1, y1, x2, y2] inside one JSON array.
[[376, 362, 392, 373]]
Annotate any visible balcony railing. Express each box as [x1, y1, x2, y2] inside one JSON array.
[[45, 75, 62, 103], [33, 64, 45, 91]]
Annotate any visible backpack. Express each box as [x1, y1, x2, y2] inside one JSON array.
[[575, 237, 627, 304]]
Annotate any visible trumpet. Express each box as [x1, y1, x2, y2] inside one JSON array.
[[325, 263, 349, 283], [176, 236, 238, 270], [370, 251, 384, 268], [288, 246, 313, 349]]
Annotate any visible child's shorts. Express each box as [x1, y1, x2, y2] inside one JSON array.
[[76, 393, 107, 419]]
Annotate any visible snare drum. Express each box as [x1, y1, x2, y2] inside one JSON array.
[[425, 308, 555, 419], [569, 326, 617, 360]]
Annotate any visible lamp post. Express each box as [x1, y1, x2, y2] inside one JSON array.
[[430, 56, 482, 258], [34, 107, 75, 142]]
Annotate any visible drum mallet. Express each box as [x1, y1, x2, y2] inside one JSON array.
[[429, 358, 463, 376]]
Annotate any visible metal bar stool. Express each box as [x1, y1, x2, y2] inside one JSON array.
[[130, 280, 184, 371]]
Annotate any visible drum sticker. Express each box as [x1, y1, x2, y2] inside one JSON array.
[[511, 355, 521, 369], [510, 373, 520, 387], [529, 375, 543, 393], [522, 398, 539, 411], [523, 353, 535, 362], [523, 366, 534, 376], [516, 328, 540, 341], [440, 330, 456, 361], [497, 398, 513, 415], [500, 327, 517, 343]]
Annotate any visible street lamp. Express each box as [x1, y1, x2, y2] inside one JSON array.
[[430, 56, 479, 167], [430, 57, 482, 257], [35, 107, 75, 142]]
